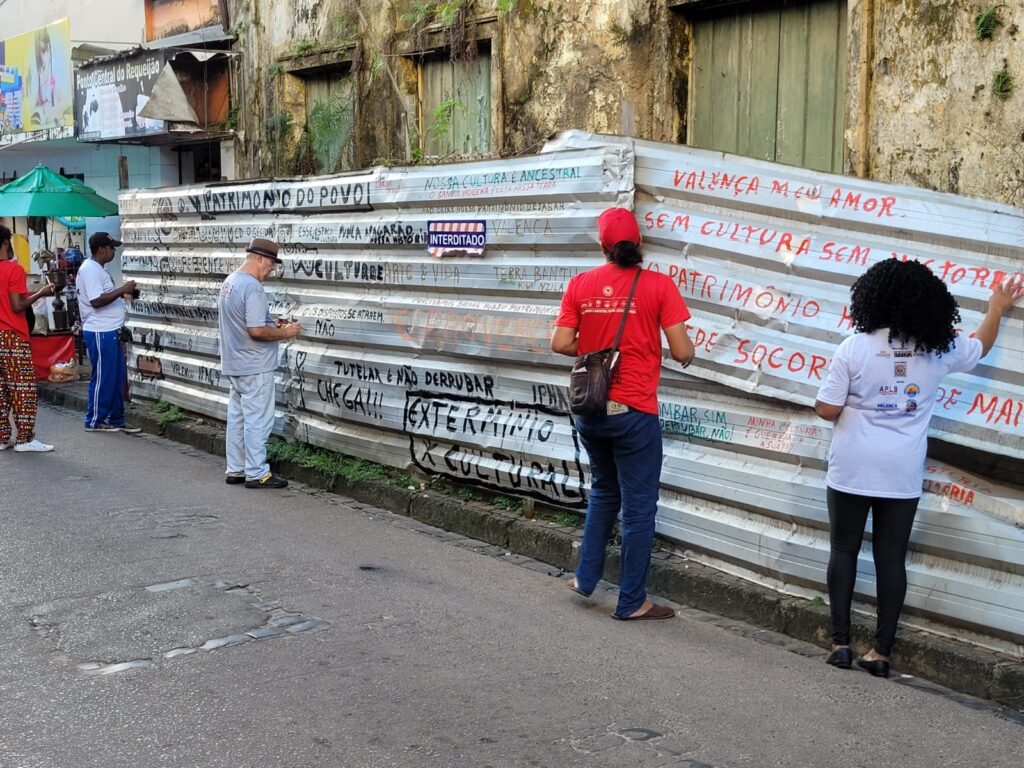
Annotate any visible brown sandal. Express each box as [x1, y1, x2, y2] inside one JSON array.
[[567, 578, 593, 598], [613, 602, 675, 621]]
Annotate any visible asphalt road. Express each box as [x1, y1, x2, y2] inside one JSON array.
[[1, 404, 1022, 768]]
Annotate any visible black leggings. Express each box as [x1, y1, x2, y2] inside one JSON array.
[[826, 487, 920, 657]]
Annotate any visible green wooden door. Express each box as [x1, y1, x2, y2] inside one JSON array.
[[304, 73, 355, 172], [689, 0, 847, 173], [420, 53, 492, 158]]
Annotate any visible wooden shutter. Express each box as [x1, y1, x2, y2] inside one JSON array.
[[304, 72, 355, 171], [420, 53, 492, 157], [689, 0, 847, 173]]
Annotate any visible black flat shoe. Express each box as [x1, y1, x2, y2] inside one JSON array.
[[245, 473, 289, 489], [826, 647, 853, 669], [856, 656, 890, 678]]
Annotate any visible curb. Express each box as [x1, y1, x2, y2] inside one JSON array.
[[38, 382, 1024, 712]]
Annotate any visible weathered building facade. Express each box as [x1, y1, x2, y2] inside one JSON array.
[[224, 0, 1024, 205]]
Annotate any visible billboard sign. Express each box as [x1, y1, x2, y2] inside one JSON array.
[[0, 19, 74, 135], [148, 0, 222, 41], [75, 50, 166, 142]]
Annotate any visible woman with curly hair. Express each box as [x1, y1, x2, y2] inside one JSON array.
[[815, 258, 1022, 677]]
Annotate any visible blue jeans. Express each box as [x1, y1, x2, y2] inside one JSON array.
[[84, 329, 127, 428], [225, 371, 276, 481], [574, 408, 663, 617]]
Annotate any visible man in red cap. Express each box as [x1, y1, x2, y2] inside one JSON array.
[[552, 207, 695, 620]]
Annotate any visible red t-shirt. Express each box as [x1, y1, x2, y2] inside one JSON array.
[[0, 259, 30, 340], [556, 264, 690, 414]]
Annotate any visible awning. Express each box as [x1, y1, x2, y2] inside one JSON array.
[[137, 51, 231, 133], [0, 165, 118, 217], [138, 65, 201, 125], [144, 23, 234, 50]]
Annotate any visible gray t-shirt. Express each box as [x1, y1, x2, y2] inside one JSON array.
[[217, 271, 278, 376]]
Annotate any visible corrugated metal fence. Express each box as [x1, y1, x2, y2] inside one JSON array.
[[119, 132, 1024, 652]]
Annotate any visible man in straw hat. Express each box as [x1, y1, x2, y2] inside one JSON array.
[[218, 238, 300, 489]]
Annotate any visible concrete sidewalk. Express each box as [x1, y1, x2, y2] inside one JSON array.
[[36, 379, 1024, 713], [9, 402, 1024, 767]]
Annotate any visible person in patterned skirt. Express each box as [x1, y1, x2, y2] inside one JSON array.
[[0, 224, 56, 452]]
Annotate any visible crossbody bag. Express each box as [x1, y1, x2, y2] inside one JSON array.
[[568, 268, 642, 416]]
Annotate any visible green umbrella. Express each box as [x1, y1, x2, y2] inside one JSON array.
[[0, 165, 118, 217]]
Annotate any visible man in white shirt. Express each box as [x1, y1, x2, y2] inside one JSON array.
[[76, 232, 141, 433]]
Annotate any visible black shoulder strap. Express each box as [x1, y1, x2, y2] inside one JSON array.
[[611, 268, 642, 353]]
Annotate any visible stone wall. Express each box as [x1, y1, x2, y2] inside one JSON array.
[[497, 1, 687, 151], [857, 0, 1024, 204], [224, 0, 688, 175]]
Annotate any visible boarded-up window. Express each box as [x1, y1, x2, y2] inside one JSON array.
[[419, 52, 492, 158], [303, 72, 356, 173], [688, 0, 847, 173]]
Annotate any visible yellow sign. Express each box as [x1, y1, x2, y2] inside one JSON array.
[[0, 19, 74, 134], [13, 234, 30, 273]]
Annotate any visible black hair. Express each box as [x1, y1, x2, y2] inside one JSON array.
[[849, 258, 960, 355], [0, 224, 11, 250], [607, 241, 643, 268]]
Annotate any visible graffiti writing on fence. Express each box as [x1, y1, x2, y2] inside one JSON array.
[[404, 391, 585, 507]]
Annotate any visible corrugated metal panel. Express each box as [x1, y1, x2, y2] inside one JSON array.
[[552, 134, 1024, 459], [122, 147, 632, 514], [545, 131, 1024, 651], [120, 134, 1024, 652], [689, 0, 847, 173]]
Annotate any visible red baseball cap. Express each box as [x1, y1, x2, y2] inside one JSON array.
[[598, 207, 641, 250]]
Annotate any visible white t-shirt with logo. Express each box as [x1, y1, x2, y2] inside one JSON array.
[[76, 258, 126, 332], [816, 329, 983, 498]]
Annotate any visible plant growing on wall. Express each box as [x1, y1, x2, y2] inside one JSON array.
[[304, 92, 356, 173], [427, 96, 467, 157], [402, 1, 475, 60], [992, 62, 1014, 99], [402, 0, 464, 28], [406, 124, 424, 164], [266, 111, 294, 140], [265, 111, 296, 176], [437, 0, 465, 25], [974, 5, 1005, 40], [366, 52, 385, 87], [330, 12, 358, 43]]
